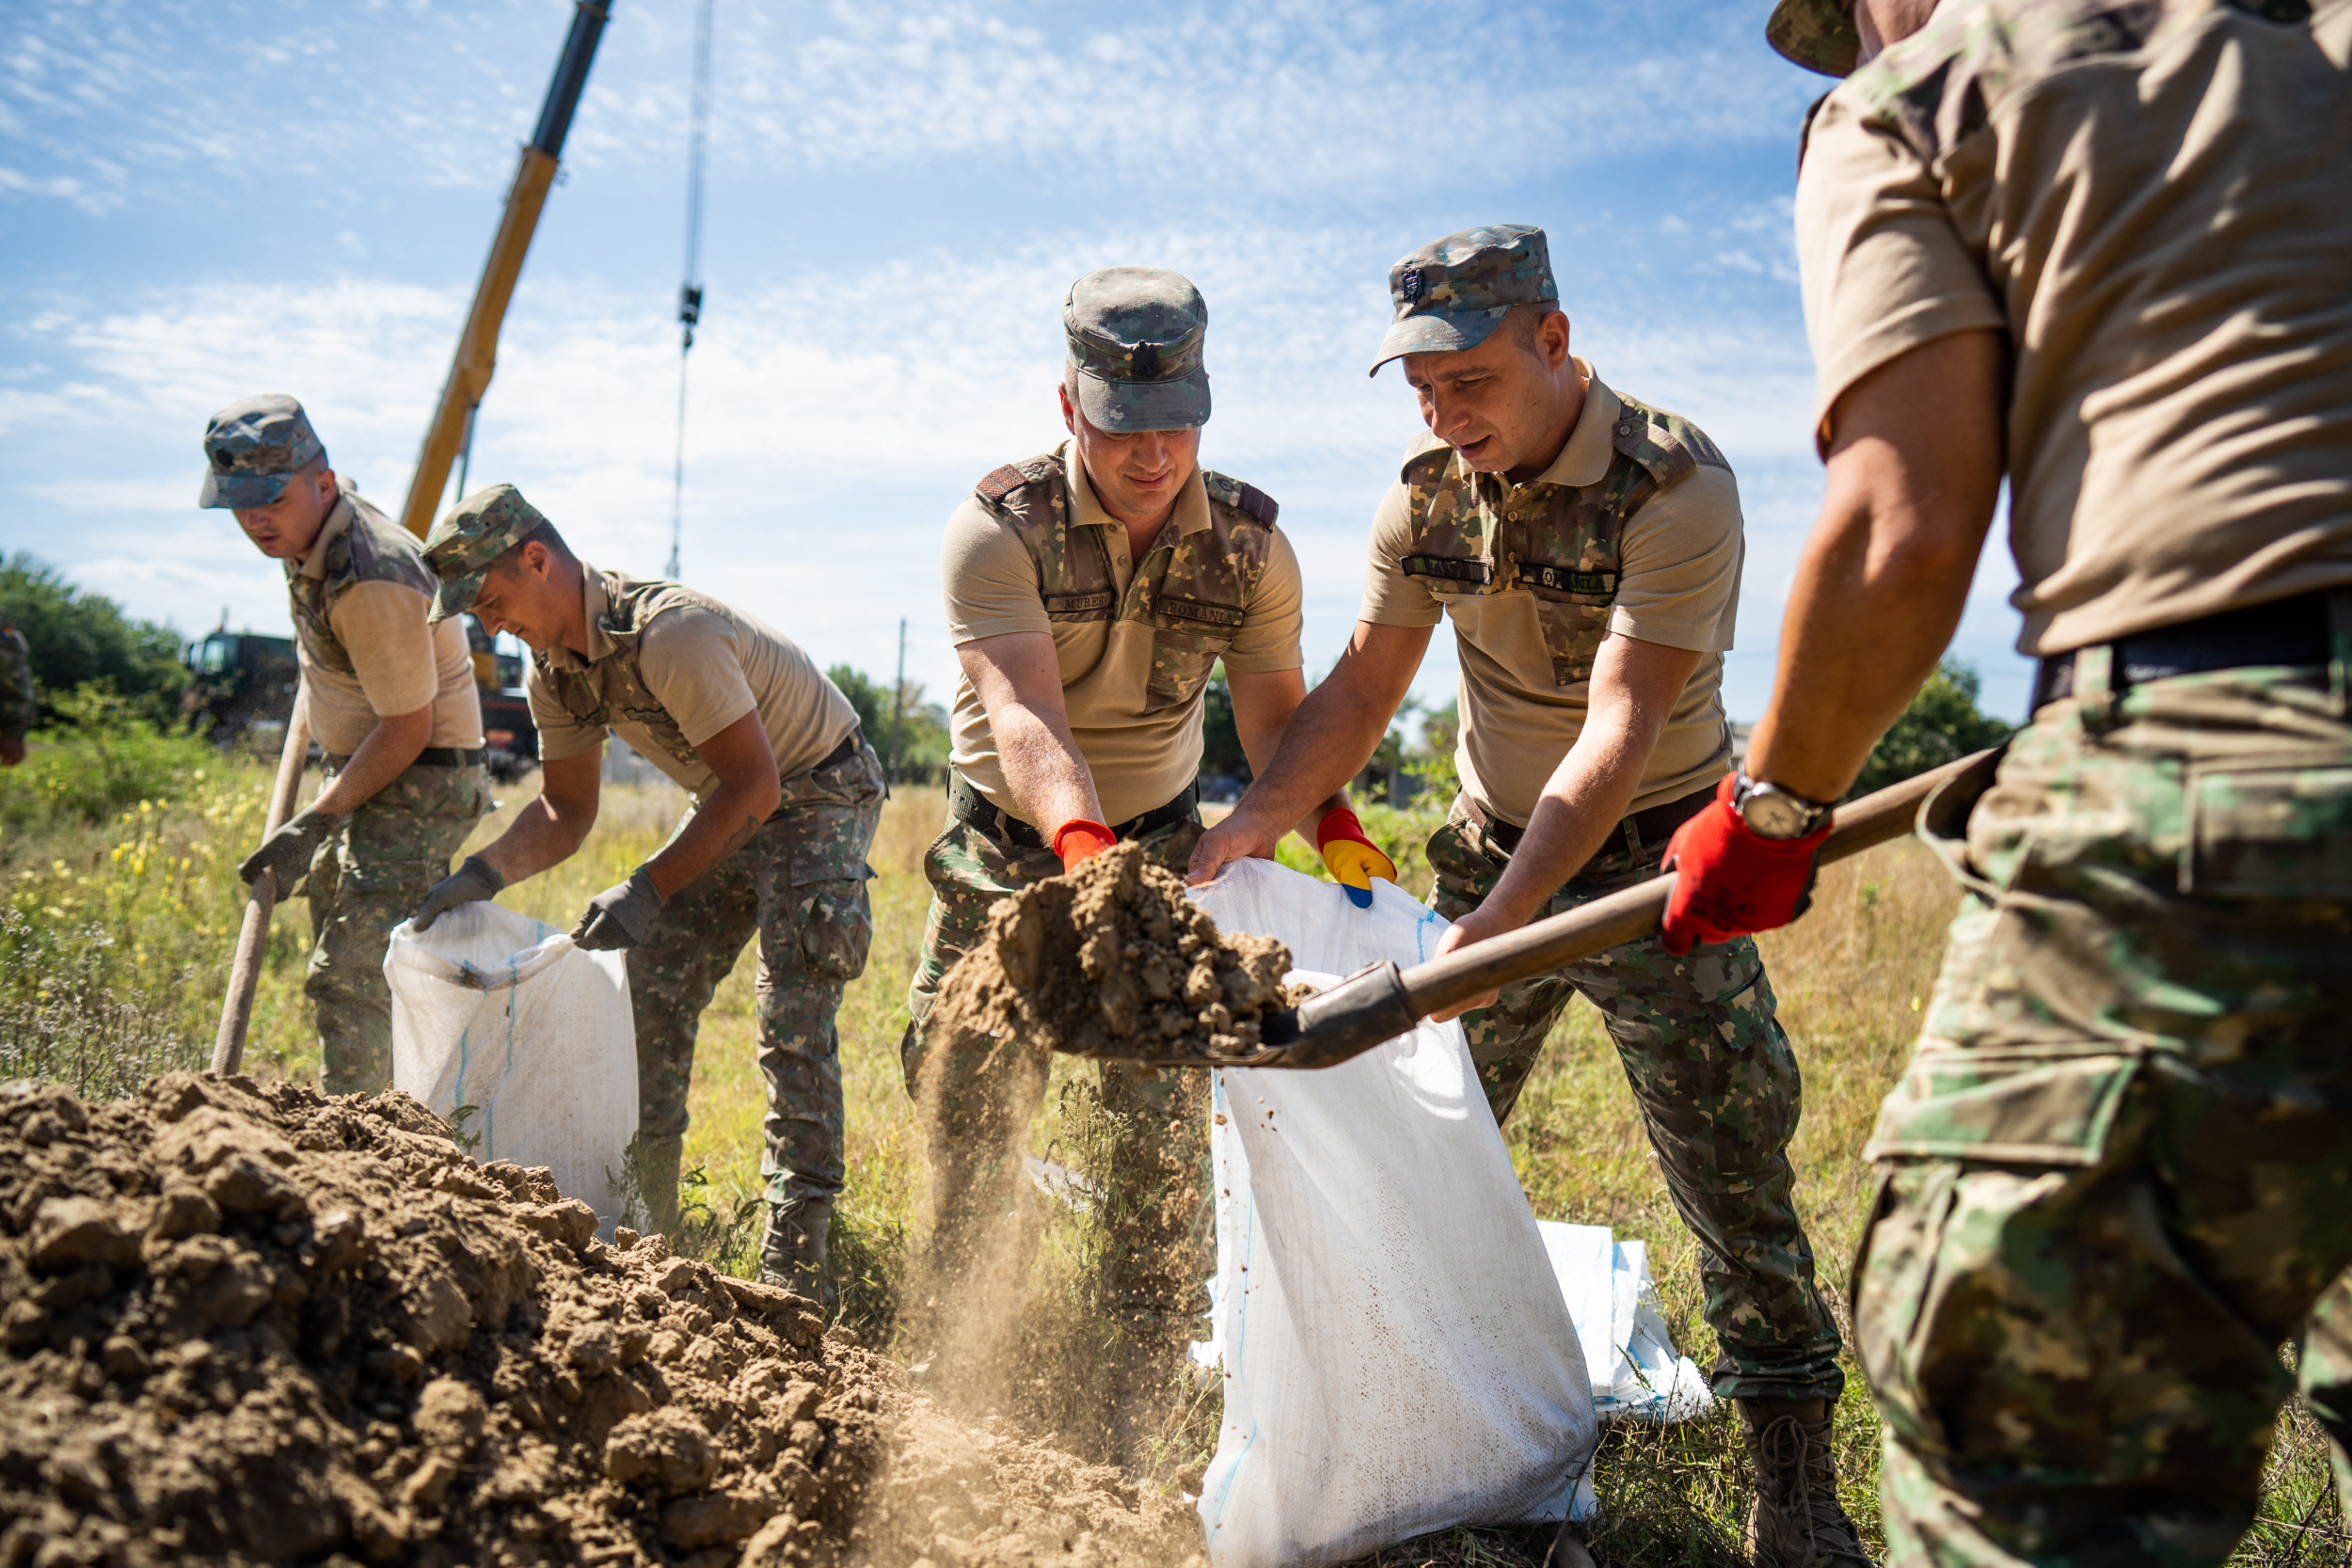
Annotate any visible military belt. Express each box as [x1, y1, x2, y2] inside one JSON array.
[[948, 770, 1200, 853], [793, 729, 863, 782], [322, 746, 487, 771], [1464, 781, 1715, 867], [2032, 588, 2352, 710]]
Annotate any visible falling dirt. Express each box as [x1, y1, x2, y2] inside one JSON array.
[[927, 843, 1298, 1066], [0, 1073, 1202, 1568]]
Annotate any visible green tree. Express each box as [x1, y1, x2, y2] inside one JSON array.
[[1200, 665, 1251, 785], [1851, 658, 2015, 799], [825, 664, 954, 784], [0, 554, 186, 725], [826, 664, 893, 739]]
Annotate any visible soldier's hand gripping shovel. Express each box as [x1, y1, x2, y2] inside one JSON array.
[[1090, 747, 2003, 1072]]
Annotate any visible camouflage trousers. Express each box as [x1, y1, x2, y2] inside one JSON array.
[[1856, 670, 2352, 1567], [900, 809, 1210, 1327], [1427, 800, 1844, 1404], [628, 741, 883, 1206], [304, 760, 489, 1095]]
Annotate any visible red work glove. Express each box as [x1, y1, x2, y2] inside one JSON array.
[[1052, 818, 1118, 873], [1314, 807, 1398, 910], [1659, 773, 1833, 955]]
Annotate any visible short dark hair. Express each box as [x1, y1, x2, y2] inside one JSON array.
[[1503, 302, 1565, 356], [488, 519, 574, 576]]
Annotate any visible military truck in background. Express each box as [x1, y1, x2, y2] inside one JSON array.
[[464, 613, 538, 782], [182, 616, 537, 781], [183, 626, 299, 744]]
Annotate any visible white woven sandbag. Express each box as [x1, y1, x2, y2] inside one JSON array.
[[384, 901, 638, 1233], [1188, 861, 1597, 1568]]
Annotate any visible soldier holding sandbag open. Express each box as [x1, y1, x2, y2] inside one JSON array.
[[411, 486, 881, 1306], [1189, 225, 1867, 1565]]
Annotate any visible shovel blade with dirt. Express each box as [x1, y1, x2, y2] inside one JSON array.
[[1082, 747, 2004, 1072]]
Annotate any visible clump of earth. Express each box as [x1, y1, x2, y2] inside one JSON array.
[[932, 843, 1298, 1064], [0, 1073, 1203, 1568]]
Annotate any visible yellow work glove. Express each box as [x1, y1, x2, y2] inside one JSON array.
[[1315, 807, 1397, 910]]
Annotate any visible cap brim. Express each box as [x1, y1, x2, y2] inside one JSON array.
[[1073, 368, 1211, 433], [1367, 306, 1511, 375], [428, 572, 485, 625], [1765, 0, 1860, 75], [199, 470, 289, 509]]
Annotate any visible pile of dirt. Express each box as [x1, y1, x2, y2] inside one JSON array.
[[0, 1073, 1202, 1568], [931, 843, 1297, 1064]]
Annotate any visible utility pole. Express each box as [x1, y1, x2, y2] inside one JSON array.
[[887, 617, 907, 789]]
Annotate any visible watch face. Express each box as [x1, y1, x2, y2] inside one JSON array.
[[1742, 789, 1813, 839]]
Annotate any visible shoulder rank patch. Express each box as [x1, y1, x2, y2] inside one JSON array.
[[1204, 470, 1279, 527], [977, 464, 1030, 502]]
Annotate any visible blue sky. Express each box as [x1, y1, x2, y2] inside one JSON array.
[[0, 0, 2038, 730]]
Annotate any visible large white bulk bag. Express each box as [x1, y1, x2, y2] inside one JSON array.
[[1188, 861, 1597, 1568], [383, 901, 638, 1234]]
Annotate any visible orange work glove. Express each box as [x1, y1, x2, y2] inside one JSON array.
[[1315, 806, 1398, 910], [1052, 818, 1118, 873]]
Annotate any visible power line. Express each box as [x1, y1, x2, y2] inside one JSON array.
[[666, 0, 715, 580]]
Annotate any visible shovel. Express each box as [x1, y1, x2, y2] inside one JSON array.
[[210, 698, 311, 1075], [1092, 747, 2003, 1071]]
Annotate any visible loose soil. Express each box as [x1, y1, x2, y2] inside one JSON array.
[[0, 1073, 1201, 1568], [928, 843, 1297, 1065]]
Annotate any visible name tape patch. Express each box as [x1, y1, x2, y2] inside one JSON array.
[[1154, 595, 1247, 628], [1043, 591, 1115, 616], [1400, 555, 1496, 586], [1518, 562, 1618, 597]]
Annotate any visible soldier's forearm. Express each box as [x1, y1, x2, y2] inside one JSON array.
[[996, 702, 1103, 831], [310, 703, 432, 816], [1233, 674, 1393, 842]]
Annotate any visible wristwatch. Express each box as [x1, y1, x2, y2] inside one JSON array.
[[1731, 772, 1835, 840]]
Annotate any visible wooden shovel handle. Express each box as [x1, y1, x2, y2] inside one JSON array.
[[1391, 748, 2003, 1025], [210, 700, 311, 1076]]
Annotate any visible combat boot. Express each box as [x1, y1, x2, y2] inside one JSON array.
[[635, 1133, 684, 1239], [1736, 1397, 1873, 1568], [759, 1196, 834, 1310]]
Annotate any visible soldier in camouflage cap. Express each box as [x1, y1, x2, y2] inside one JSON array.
[[909, 266, 1379, 1450], [1660, 4, 2352, 1562], [416, 483, 880, 1306], [200, 393, 491, 1096], [1191, 225, 1865, 1564], [1764, 0, 1861, 77], [1368, 223, 1561, 371]]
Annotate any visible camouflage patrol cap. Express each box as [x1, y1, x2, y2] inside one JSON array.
[[199, 394, 327, 508], [421, 483, 550, 623], [1063, 267, 1211, 434], [1370, 225, 1560, 375], [1767, 0, 1861, 75]]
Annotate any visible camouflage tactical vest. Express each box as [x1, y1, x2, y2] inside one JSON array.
[[973, 454, 1280, 714], [1398, 391, 1727, 685], [285, 490, 439, 675], [532, 571, 724, 775]]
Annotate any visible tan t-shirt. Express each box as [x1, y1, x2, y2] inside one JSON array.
[[1360, 365, 1740, 827], [528, 563, 859, 804], [294, 501, 482, 757], [1796, 0, 2352, 657], [943, 441, 1305, 825]]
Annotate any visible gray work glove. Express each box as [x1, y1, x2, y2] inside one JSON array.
[[571, 867, 664, 952], [238, 806, 335, 893], [413, 855, 506, 932]]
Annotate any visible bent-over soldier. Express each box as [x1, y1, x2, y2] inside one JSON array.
[[910, 266, 1376, 1402], [203, 395, 490, 1094], [412, 486, 880, 1302], [1662, 2, 2352, 1562], [1190, 226, 1864, 1565]]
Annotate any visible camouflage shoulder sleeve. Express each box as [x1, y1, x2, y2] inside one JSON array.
[[336, 496, 439, 599], [1201, 470, 1278, 527], [1613, 391, 1729, 489], [0, 626, 36, 737], [973, 453, 1063, 510]]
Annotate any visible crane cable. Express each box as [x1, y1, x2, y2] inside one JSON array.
[[666, 0, 715, 579]]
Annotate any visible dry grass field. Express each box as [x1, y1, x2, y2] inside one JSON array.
[[2, 750, 2343, 1565]]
